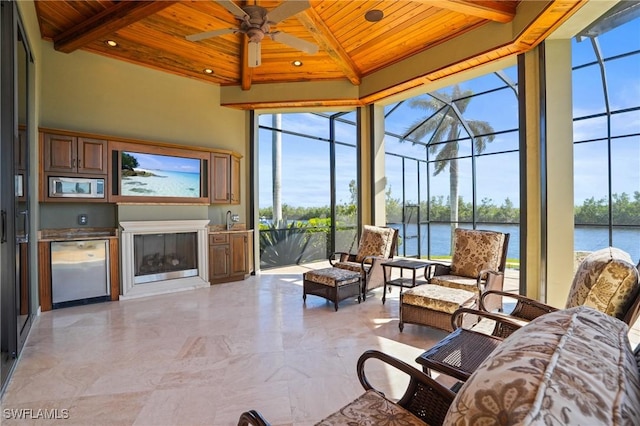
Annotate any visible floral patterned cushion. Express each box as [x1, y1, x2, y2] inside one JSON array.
[[449, 228, 506, 279], [304, 267, 361, 288], [430, 275, 481, 294], [333, 261, 371, 277], [565, 247, 639, 319], [316, 390, 424, 426], [402, 284, 476, 314], [354, 225, 396, 263], [445, 306, 640, 425]]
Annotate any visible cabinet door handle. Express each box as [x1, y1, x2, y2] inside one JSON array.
[[72, 158, 76, 168]]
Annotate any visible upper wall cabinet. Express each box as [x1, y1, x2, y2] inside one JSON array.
[[211, 153, 241, 205], [43, 132, 107, 175], [39, 128, 242, 205]]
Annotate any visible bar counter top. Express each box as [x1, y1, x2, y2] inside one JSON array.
[[38, 228, 118, 241]]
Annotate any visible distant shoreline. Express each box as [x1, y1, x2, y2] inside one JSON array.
[[121, 169, 163, 178]]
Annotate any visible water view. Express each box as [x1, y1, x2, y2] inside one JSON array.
[[393, 223, 640, 264]]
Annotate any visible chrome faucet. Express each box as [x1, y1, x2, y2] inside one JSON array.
[[226, 210, 233, 231]]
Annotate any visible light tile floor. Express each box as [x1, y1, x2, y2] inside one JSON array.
[[1, 262, 638, 425]]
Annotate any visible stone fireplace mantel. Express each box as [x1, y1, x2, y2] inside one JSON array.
[[119, 220, 210, 300]]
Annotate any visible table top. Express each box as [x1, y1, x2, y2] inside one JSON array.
[[381, 259, 434, 269], [416, 328, 503, 382]]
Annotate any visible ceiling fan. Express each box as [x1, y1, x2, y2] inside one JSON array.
[[186, 0, 319, 67]]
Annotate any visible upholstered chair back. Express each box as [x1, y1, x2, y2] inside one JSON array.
[[354, 225, 397, 263], [565, 247, 640, 321], [449, 228, 507, 279]]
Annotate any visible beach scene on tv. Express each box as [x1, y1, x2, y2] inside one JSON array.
[[121, 151, 201, 198]]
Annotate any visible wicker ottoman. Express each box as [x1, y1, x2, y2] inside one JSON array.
[[399, 284, 476, 332], [303, 267, 362, 311]]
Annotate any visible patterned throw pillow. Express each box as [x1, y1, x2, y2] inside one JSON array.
[[449, 228, 505, 278], [354, 225, 395, 263], [565, 246, 639, 319]]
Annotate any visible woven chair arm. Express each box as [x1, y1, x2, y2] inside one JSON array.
[[237, 410, 271, 426], [328, 251, 353, 266], [431, 262, 452, 277], [479, 290, 557, 320], [357, 350, 456, 425], [451, 307, 527, 332]]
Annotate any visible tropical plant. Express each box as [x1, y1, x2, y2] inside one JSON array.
[[405, 85, 496, 248], [259, 221, 324, 268]]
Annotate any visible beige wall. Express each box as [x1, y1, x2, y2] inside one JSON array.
[[39, 43, 244, 150]]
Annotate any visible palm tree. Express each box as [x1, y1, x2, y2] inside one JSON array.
[[405, 85, 495, 249], [272, 114, 283, 226]]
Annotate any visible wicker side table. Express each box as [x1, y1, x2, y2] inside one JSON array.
[[416, 328, 503, 382]]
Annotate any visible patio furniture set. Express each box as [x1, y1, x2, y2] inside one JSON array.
[[302, 226, 510, 335], [241, 245, 640, 425]]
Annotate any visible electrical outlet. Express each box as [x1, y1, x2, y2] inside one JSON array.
[[78, 214, 88, 225]]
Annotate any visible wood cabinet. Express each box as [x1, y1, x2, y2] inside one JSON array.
[[209, 231, 253, 284], [211, 152, 241, 204], [43, 132, 107, 175]]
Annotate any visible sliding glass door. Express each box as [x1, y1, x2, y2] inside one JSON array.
[[1, 1, 33, 392]]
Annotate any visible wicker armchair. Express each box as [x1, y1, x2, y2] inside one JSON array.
[[479, 246, 640, 338], [329, 225, 398, 300], [429, 228, 509, 313], [237, 350, 456, 426]]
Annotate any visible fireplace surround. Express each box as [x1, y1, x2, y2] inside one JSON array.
[[120, 220, 210, 299]]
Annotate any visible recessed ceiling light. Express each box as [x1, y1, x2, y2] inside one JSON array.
[[203, 68, 214, 74], [292, 60, 303, 67], [365, 9, 384, 22], [105, 40, 118, 47]]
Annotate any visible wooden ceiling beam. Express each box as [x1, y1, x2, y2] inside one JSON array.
[[423, 0, 516, 23], [53, 1, 177, 53], [297, 8, 361, 86]]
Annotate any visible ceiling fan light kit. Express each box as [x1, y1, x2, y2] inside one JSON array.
[[186, 0, 318, 68]]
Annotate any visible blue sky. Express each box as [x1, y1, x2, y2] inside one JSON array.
[[258, 17, 640, 209]]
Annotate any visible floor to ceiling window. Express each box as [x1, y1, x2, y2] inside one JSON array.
[[384, 68, 520, 268], [257, 111, 358, 269], [572, 5, 640, 262]]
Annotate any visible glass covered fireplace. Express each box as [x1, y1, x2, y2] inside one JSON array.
[[119, 220, 210, 300], [134, 232, 198, 284]]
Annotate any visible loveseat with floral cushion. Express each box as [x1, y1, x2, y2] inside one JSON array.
[[237, 306, 640, 425], [446, 305, 640, 424]]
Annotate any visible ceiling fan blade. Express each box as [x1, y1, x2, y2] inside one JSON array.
[[186, 28, 236, 42], [270, 31, 318, 54], [267, 0, 310, 24], [217, 0, 249, 19]]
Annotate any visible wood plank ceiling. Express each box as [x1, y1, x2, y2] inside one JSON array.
[[34, 0, 584, 109]]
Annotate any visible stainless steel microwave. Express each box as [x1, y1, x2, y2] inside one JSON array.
[[48, 176, 105, 199]]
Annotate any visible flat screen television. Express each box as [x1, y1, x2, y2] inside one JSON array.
[[121, 151, 201, 198], [109, 142, 209, 204]]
